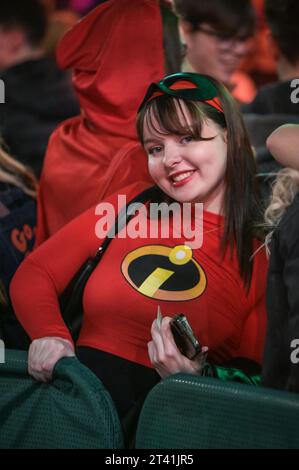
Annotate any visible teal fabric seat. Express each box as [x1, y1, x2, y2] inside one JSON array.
[[136, 373, 299, 449], [0, 349, 124, 449]]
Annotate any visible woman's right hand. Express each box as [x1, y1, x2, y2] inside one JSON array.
[[28, 337, 75, 382]]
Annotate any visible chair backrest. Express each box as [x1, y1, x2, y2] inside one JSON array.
[[0, 349, 124, 449], [136, 373, 299, 449]]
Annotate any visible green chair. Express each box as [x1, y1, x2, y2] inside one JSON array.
[[136, 373, 299, 449], [0, 349, 124, 449]]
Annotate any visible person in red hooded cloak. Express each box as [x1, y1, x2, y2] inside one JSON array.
[[35, 0, 166, 246]]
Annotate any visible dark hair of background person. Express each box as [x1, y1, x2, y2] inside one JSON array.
[[0, 280, 7, 307], [160, 3, 182, 74], [0, 0, 47, 47], [174, 0, 255, 37], [0, 139, 37, 198], [265, 0, 299, 65], [137, 77, 261, 289]]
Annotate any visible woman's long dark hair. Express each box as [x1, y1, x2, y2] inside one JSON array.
[[137, 77, 262, 289]]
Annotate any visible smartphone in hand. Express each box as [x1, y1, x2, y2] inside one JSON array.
[[170, 314, 201, 360]]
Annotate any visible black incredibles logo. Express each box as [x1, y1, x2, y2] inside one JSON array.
[[121, 245, 207, 301]]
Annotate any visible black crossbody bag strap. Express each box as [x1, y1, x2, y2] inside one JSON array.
[[60, 186, 160, 341]]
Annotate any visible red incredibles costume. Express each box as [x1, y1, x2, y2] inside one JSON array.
[[35, 0, 165, 246], [11, 181, 268, 418], [12, 183, 267, 368]]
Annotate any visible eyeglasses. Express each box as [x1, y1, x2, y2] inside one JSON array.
[[138, 72, 224, 113], [195, 26, 252, 47]]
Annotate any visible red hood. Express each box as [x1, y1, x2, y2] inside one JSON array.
[[35, 1, 164, 246], [56, 0, 164, 136]]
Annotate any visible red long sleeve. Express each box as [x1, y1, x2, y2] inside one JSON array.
[[11, 182, 268, 368], [11, 206, 99, 343], [11, 182, 147, 343]]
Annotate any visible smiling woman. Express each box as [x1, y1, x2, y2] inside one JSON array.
[[137, 73, 259, 285], [10, 73, 267, 443], [142, 113, 227, 213]]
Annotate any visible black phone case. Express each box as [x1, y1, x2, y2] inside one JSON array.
[[170, 314, 201, 360]]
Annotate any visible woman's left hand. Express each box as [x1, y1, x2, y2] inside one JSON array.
[[148, 316, 208, 379]]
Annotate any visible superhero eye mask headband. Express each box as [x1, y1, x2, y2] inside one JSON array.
[[138, 72, 224, 114]]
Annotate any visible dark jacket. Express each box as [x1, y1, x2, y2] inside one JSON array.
[[0, 182, 36, 291], [263, 193, 299, 392], [243, 79, 299, 115], [0, 182, 36, 349], [242, 80, 299, 205], [0, 58, 79, 177]]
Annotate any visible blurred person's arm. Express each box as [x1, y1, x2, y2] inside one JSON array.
[[267, 124, 299, 169]]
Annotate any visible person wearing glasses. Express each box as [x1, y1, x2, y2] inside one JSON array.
[[243, 0, 299, 116], [174, 0, 256, 104], [10, 73, 267, 424]]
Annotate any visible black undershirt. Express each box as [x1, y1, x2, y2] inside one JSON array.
[[76, 347, 160, 419]]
